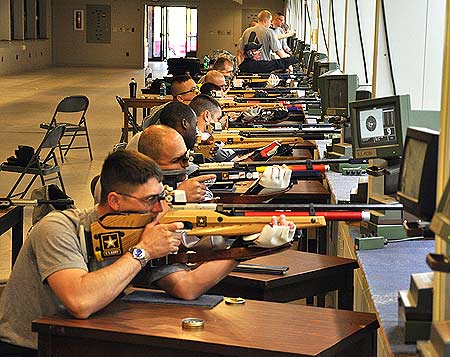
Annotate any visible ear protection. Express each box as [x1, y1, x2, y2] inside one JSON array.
[[245, 49, 255, 59], [245, 32, 258, 59]]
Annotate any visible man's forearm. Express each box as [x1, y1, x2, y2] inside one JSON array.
[[48, 253, 142, 319], [276, 49, 288, 58], [158, 259, 238, 300]]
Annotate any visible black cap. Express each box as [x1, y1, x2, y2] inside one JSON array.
[[244, 42, 262, 52]]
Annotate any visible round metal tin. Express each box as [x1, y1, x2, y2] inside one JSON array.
[[224, 297, 246, 305], [182, 317, 205, 330]]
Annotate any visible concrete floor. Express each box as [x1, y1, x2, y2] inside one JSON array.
[[0, 64, 168, 280]]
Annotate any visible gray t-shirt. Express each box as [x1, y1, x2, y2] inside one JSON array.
[[142, 102, 170, 129], [0, 207, 185, 349], [239, 25, 282, 61], [272, 27, 291, 53]]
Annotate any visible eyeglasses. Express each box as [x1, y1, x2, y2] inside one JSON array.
[[177, 86, 200, 97], [116, 191, 166, 206]]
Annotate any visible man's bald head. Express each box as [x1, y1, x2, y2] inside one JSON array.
[[138, 125, 188, 170], [204, 70, 227, 88]]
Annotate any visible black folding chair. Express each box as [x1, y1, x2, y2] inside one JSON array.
[[40, 95, 92, 163], [116, 95, 143, 143], [1, 126, 67, 198]]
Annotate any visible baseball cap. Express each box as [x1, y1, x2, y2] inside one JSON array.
[[244, 42, 263, 52]]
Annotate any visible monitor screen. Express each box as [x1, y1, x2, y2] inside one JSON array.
[[350, 95, 411, 159], [312, 61, 339, 92], [307, 50, 317, 74], [328, 78, 348, 110], [397, 127, 439, 221], [399, 137, 427, 201], [357, 104, 397, 148], [302, 51, 310, 68], [319, 73, 358, 117], [430, 180, 450, 239], [430, 178, 450, 239]]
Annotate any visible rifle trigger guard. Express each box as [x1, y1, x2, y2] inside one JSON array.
[[305, 159, 313, 171]]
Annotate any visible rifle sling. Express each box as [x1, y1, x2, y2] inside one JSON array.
[[147, 244, 291, 267]]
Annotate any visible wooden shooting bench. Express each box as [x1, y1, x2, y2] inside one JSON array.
[[272, 179, 330, 204], [121, 95, 171, 142], [33, 297, 379, 356], [208, 249, 358, 310], [0, 206, 23, 268]]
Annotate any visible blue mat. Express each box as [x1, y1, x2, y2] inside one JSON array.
[[353, 225, 434, 354], [121, 290, 223, 308]]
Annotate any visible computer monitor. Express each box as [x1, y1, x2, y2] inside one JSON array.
[[312, 61, 339, 92], [430, 178, 450, 239], [293, 40, 304, 56], [306, 50, 317, 74], [396, 127, 439, 221], [302, 50, 310, 69], [290, 38, 298, 51], [319, 71, 359, 117], [350, 94, 411, 159]]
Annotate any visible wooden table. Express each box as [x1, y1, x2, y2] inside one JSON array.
[[33, 298, 378, 356], [0, 207, 24, 268], [121, 96, 171, 142], [208, 250, 358, 310], [272, 179, 330, 204]]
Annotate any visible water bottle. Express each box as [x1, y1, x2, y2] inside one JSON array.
[[159, 81, 167, 98], [203, 55, 210, 70], [129, 77, 137, 98]]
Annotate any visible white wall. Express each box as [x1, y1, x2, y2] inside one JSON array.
[[326, 0, 345, 67], [317, 0, 329, 55], [313, 0, 446, 111], [373, 0, 445, 110], [344, 0, 376, 85], [423, 0, 446, 110]]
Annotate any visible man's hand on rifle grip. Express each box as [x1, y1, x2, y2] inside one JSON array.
[[138, 220, 184, 259], [177, 174, 217, 202]]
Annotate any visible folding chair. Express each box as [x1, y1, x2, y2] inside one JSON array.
[[40, 95, 93, 163], [1, 126, 66, 198], [116, 95, 143, 143]]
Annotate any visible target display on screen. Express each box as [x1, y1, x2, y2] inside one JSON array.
[[358, 105, 397, 147]]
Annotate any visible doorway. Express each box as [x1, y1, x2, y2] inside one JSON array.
[[145, 5, 198, 62]]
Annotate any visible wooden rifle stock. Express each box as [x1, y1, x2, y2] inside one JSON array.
[[90, 208, 326, 262], [194, 134, 303, 158], [219, 101, 283, 112]]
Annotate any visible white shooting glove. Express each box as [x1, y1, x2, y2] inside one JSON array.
[[266, 74, 281, 88], [242, 223, 296, 248], [240, 106, 262, 123], [232, 78, 245, 88], [258, 164, 292, 195]]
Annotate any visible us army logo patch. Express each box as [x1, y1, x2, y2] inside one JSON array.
[[99, 231, 123, 258], [196, 216, 207, 227]]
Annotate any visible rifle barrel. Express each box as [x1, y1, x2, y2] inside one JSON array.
[[244, 211, 370, 222], [216, 203, 403, 211], [234, 158, 368, 166], [0, 198, 74, 208]]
